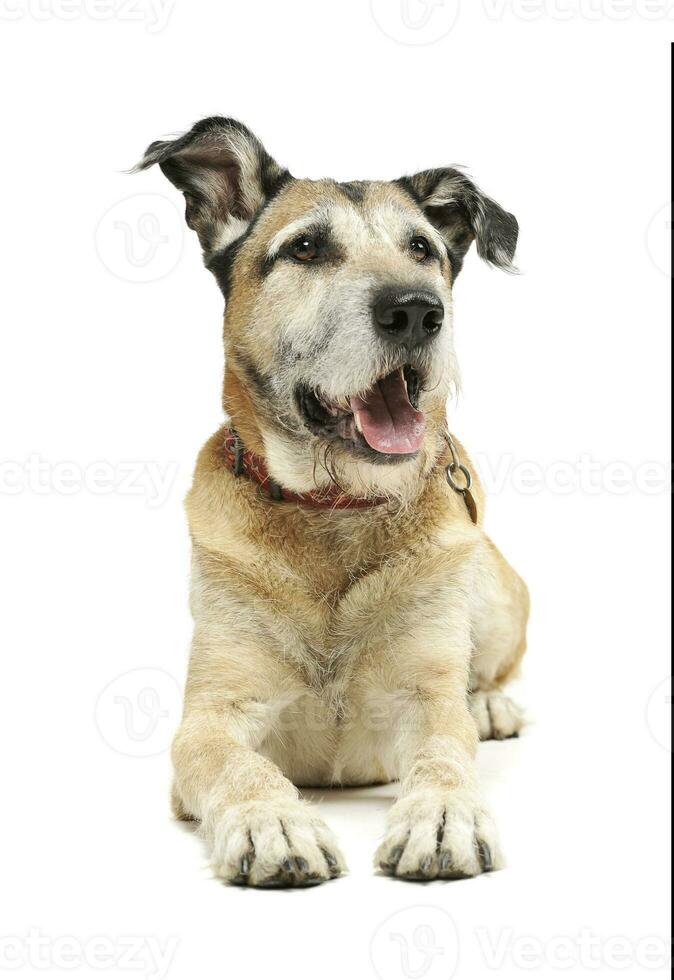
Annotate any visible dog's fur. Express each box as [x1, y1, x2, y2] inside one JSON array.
[[136, 117, 529, 887]]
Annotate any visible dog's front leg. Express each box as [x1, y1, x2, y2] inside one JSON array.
[[373, 630, 502, 881], [173, 701, 345, 888], [375, 705, 501, 881]]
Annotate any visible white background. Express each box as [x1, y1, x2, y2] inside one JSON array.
[[0, 2, 671, 979]]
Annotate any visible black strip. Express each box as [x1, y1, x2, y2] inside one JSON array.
[[339, 181, 367, 205]]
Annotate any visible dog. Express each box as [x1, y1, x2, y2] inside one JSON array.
[[135, 117, 530, 887]]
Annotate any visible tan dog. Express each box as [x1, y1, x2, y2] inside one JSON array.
[[136, 117, 529, 888]]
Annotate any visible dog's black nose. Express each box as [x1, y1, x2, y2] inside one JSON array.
[[374, 290, 444, 346]]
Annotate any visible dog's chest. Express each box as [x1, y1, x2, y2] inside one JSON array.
[[278, 552, 398, 690], [244, 523, 459, 692]]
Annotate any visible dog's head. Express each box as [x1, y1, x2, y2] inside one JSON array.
[[136, 117, 518, 498]]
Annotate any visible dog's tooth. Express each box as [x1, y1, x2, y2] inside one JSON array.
[[354, 412, 363, 434]]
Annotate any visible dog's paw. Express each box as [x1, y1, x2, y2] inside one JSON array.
[[375, 788, 503, 881], [210, 799, 345, 888], [470, 689, 524, 741]]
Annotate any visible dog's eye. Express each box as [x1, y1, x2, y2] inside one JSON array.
[[290, 236, 320, 263], [410, 236, 432, 262]]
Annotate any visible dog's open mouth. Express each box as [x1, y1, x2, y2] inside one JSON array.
[[298, 366, 425, 460]]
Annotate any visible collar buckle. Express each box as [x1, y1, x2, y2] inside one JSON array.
[[232, 432, 245, 477]]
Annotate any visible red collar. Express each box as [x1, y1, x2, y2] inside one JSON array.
[[221, 427, 479, 522], [222, 428, 390, 510]]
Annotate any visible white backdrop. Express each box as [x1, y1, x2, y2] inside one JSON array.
[[0, 3, 671, 979]]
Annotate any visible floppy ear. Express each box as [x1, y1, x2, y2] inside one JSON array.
[[399, 169, 519, 276], [134, 116, 291, 259]]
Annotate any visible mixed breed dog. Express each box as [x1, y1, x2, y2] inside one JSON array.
[[135, 117, 530, 887]]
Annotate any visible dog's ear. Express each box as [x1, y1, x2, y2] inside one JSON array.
[[134, 117, 291, 258], [399, 169, 519, 276]]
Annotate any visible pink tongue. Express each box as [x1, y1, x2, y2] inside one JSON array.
[[350, 370, 426, 455]]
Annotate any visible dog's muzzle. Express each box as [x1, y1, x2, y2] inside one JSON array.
[[374, 290, 444, 348]]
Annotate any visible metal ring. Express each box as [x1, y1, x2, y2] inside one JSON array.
[[446, 462, 473, 493]]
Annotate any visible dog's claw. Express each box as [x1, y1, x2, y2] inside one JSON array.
[[478, 840, 494, 873], [420, 857, 434, 876], [381, 845, 405, 873], [322, 850, 340, 876]]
